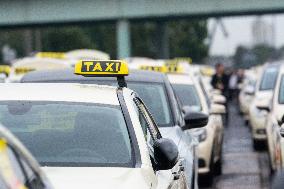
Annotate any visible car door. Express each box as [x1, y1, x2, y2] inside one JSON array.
[[133, 97, 188, 189]]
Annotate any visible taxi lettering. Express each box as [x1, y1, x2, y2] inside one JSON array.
[[15, 67, 35, 75], [140, 65, 166, 72], [36, 52, 66, 59], [82, 61, 121, 73], [74, 60, 128, 76]]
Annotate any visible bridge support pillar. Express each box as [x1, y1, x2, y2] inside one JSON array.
[[116, 19, 131, 59], [157, 22, 169, 59]]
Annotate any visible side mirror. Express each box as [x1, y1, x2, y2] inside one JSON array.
[[183, 111, 208, 129], [255, 101, 270, 112], [210, 104, 226, 114], [212, 94, 226, 105], [154, 138, 179, 170], [280, 124, 284, 137]]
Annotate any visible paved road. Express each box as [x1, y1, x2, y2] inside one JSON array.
[[200, 102, 270, 189]]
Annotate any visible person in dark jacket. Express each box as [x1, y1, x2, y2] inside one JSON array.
[[211, 63, 229, 126], [211, 63, 229, 97]]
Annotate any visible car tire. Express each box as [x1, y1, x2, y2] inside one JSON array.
[[198, 150, 214, 187], [215, 140, 223, 175], [253, 139, 265, 151], [214, 159, 222, 175]]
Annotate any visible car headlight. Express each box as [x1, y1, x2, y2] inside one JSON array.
[[193, 128, 207, 142]]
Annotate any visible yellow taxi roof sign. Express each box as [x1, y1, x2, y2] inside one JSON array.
[[139, 65, 168, 73], [139, 64, 184, 74], [0, 65, 11, 75], [36, 52, 66, 59], [74, 60, 129, 76]]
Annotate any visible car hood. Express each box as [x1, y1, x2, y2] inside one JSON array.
[[42, 167, 152, 189]]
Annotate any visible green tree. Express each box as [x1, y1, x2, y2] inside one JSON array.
[[0, 29, 26, 59], [131, 22, 158, 58], [42, 26, 93, 52], [168, 20, 208, 62], [252, 44, 276, 64], [85, 24, 116, 58], [131, 20, 209, 61]]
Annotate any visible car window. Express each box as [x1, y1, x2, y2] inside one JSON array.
[[129, 83, 173, 127], [199, 79, 211, 108], [133, 97, 162, 170], [259, 66, 278, 91], [134, 97, 162, 141], [172, 84, 202, 111], [92, 80, 173, 127], [0, 101, 133, 167], [278, 75, 284, 104]]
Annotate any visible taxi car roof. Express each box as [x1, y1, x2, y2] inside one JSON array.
[[167, 73, 194, 85], [21, 68, 166, 83], [0, 83, 119, 105]]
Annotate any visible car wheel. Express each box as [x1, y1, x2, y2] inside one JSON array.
[[214, 159, 222, 175], [215, 140, 223, 175], [253, 139, 265, 151], [267, 141, 275, 175], [198, 151, 214, 187]]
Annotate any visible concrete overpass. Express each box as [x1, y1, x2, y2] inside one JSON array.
[[1, 0, 284, 58]]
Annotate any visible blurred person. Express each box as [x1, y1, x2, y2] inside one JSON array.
[[211, 63, 229, 97], [229, 70, 238, 102], [211, 63, 229, 125]]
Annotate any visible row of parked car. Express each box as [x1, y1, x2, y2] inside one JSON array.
[[0, 52, 227, 188], [239, 60, 284, 173]]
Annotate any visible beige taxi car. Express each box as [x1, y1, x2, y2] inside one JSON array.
[[167, 72, 225, 184], [265, 62, 284, 172], [249, 63, 281, 150], [7, 57, 70, 83]]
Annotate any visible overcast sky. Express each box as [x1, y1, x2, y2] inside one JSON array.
[[208, 14, 284, 56]]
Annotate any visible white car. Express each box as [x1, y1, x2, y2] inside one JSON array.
[[265, 62, 284, 172], [167, 73, 224, 184], [21, 64, 210, 189], [7, 57, 70, 83], [0, 124, 53, 189], [239, 72, 257, 122], [2, 60, 208, 189], [249, 63, 280, 149]]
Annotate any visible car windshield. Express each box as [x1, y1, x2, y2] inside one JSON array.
[[0, 101, 132, 167], [278, 76, 284, 104], [172, 84, 202, 112], [92, 81, 172, 127], [259, 66, 278, 91]]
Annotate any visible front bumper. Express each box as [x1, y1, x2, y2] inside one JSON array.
[[250, 109, 267, 140]]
